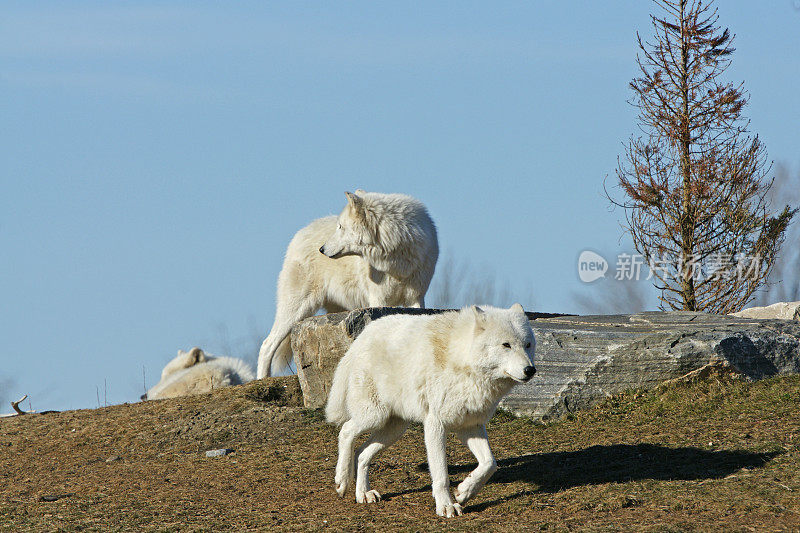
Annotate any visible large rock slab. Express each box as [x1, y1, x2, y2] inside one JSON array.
[[503, 311, 800, 420], [291, 309, 800, 419]]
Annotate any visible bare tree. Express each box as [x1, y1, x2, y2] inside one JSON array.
[[193, 315, 293, 378], [0, 377, 14, 411], [754, 163, 800, 304], [208, 315, 264, 369], [572, 252, 657, 314], [612, 0, 796, 314], [427, 252, 534, 310]]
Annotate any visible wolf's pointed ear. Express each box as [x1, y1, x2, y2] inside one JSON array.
[[510, 303, 525, 314], [188, 347, 205, 364], [355, 189, 366, 196], [344, 191, 364, 210], [177, 349, 185, 357], [471, 305, 486, 333]]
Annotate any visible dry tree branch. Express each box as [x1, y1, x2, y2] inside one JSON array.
[[11, 395, 31, 416], [0, 394, 36, 418]]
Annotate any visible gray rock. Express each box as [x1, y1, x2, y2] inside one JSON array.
[[204, 448, 234, 458], [39, 493, 73, 502], [290, 308, 800, 420], [502, 311, 800, 420], [730, 301, 800, 321]]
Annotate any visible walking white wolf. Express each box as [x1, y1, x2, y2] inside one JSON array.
[[325, 304, 536, 517], [142, 347, 255, 400], [257, 190, 438, 378]]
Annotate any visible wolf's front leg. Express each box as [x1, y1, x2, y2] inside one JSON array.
[[453, 425, 497, 506], [423, 415, 462, 518]]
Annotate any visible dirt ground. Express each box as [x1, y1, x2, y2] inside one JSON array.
[[1, 375, 799, 532]]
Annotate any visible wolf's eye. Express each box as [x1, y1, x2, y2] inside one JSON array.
[[502, 342, 511, 348], [525, 342, 531, 349]]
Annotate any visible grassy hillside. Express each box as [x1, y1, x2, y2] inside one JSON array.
[[1, 374, 799, 531]]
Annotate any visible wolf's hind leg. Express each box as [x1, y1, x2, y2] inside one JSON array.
[[354, 417, 409, 503], [453, 424, 497, 506], [257, 293, 320, 378], [334, 419, 362, 497]]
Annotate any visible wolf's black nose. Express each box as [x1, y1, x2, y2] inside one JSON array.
[[319, 246, 325, 255], [523, 366, 536, 378]]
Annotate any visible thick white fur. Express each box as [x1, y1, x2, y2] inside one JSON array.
[[257, 190, 438, 378], [143, 347, 255, 400], [325, 304, 536, 517]]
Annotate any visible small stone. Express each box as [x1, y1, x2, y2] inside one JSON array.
[[105, 455, 122, 463], [205, 448, 234, 458], [39, 493, 73, 502]]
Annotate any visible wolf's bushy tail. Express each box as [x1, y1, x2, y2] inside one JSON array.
[[269, 336, 293, 376], [325, 356, 351, 426]]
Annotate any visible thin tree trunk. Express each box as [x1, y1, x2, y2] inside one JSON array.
[[678, 0, 697, 310]]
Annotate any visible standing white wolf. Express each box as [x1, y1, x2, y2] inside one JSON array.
[[257, 190, 438, 378], [325, 304, 536, 517], [142, 347, 255, 400]]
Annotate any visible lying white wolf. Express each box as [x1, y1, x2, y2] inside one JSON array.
[[142, 347, 255, 400], [257, 190, 438, 378], [326, 304, 536, 517]]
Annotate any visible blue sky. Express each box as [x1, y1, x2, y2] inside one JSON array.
[[2, 1, 799, 412]]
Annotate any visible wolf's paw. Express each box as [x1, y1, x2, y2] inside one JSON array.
[[335, 481, 349, 497], [436, 502, 463, 518], [356, 489, 381, 504], [454, 480, 475, 504]]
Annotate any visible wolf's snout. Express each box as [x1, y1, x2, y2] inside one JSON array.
[[523, 366, 536, 378], [319, 245, 326, 255]]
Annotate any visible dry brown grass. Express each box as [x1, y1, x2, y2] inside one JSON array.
[[1, 374, 799, 531]]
